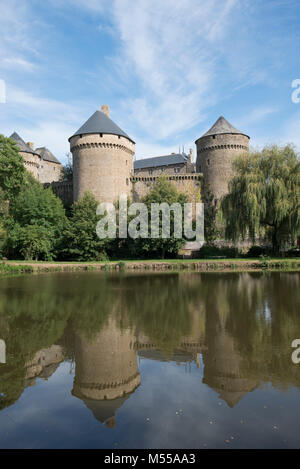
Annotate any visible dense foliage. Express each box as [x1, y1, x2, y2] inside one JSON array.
[[0, 135, 25, 203], [62, 191, 108, 261], [1, 132, 299, 261], [60, 152, 73, 182], [221, 145, 300, 254], [121, 176, 189, 259], [202, 186, 221, 244], [6, 174, 67, 260]]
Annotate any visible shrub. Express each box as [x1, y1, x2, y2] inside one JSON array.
[[198, 244, 239, 259], [246, 245, 268, 258]]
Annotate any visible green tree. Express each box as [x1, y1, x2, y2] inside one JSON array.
[[8, 224, 53, 261], [127, 176, 188, 259], [0, 223, 6, 257], [60, 152, 73, 182], [7, 174, 67, 260], [0, 134, 25, 202], [62, 191, 108, 261], [221, 145, 300, 254], [202, 186, 221, 244]]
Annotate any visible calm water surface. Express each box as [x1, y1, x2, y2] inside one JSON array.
[[0, 271, 299, 449]]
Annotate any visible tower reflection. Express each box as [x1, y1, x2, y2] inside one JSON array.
[[72, 318, 140, 427]]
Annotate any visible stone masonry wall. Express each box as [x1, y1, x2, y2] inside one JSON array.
[[132, 174, 202, 203], [196, 133, 249, 200], [44, 181, 73, 206], [70, 133, 135, 204], [19, 151, 40, 180], [39, 160, 63, 184]]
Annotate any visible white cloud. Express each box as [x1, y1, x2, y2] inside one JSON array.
[[2, 57, 39, 72], [111, 0, 238, 138], [7, 85, 81, 122], [0, 85, 92, 161], [15, 121, 75, 163], [0, 1, 39, 58], [1, 0, 296, 162], [238, 106, 278, 129]]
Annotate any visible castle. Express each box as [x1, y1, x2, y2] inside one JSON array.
[[9, 132, 63, 184], [9, 105, 250, 205]]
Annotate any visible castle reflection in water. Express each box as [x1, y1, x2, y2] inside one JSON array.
[[0, 271, 299, 427]]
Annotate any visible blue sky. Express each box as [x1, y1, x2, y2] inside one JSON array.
[[0, 0, 300, 164]]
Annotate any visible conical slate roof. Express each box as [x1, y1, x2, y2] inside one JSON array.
[[199, 116, 249, 139], [35, 147, 61, 165], [9, 132, 40, 156], [69, 110, 135, 143]]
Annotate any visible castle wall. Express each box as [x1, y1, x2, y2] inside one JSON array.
[[132, 174, 202, 202], [70, 133, 135, 204], [19, 151, 40, 180], [196, 133, 249, 200], [39, 160, 63, 184], [44, 174, 201, 208], [44, 181, 73, 206]]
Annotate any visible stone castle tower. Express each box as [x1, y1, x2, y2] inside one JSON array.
[[69, 105, 135, 204], [195, 116, 250, 201]]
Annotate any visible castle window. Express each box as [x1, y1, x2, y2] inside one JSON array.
[[212, 135, 216, 139], [207, 159, 210, 166], [126, 160, 127, 165], [126, 178, 129, 185], [99, 133, 103, 137]]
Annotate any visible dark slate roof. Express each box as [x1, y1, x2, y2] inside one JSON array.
[[197, 116, 249, 140], [69, 110, 135, 143], [134, 153, 188, 170], [9, 132, 40, 156], [35, 147, 61, 165]]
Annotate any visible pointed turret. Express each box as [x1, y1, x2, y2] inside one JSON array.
[[69, 106, 134, 143], [200, 116, 249, 139], [69, 105, 135, 204], [195, 116, 250, 200]]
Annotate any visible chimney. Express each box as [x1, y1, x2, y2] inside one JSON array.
[[27, 142, 34, 151], [101, 104, 110, 118]]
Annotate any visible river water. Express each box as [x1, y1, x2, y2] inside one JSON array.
[[0, 271, 299, 448]]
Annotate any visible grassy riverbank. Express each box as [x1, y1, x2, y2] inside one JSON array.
[[1, 257, 300, 276]]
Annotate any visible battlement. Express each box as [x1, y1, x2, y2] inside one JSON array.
[[44, 180, 73, 206], [131, 173, 202, 183]]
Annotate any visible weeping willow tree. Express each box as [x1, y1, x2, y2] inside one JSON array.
[[221, 145, 300, 254]]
